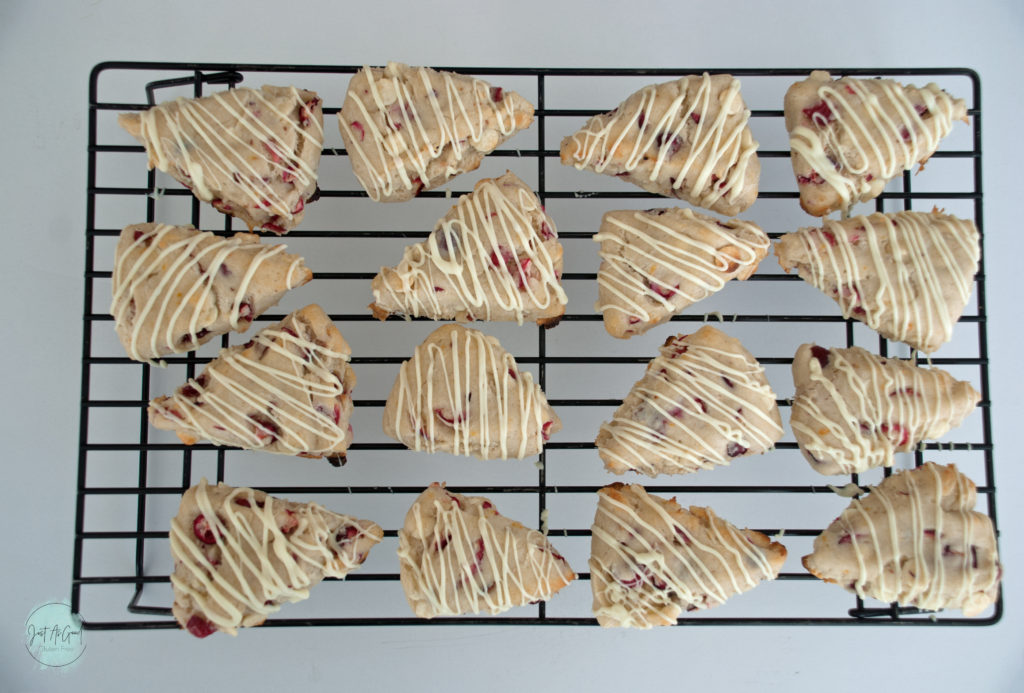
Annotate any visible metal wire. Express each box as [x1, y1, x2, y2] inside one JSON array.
[[73, 63, 997, 630]]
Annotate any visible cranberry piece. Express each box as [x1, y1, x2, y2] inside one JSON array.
[[628, 316, 641, 325], [674, 526, 692, 544], [336, 525, 359, 545], [726, 442, 748, 457], [434, 532, 451, 552], [133, 229, 144, 241], [865, 173, 874, 182], [636, 112, 646, 128], [468, 538, 486, 575], [810, 345, 830, 367], [915, 104, 930, 117], [838, 533, 853, 545], [516, 258, 533, 290], [434, 408, 464, 426], [350, 120, 365, 141], [890, 387, 917, 397], [690, 112, 700, 124], [489, 246, 515, 271], [694, 397, 708, 414], [971, 545, 979, 569], [279, 509, 298, 534], [482, 501, 493, 510], [237, 302, 253, 322], [619, 573, 644, 589], [508, 368, 517, 380], [923, 529, 936, 538], [262, 140, 282, 164], [186, 615, 216, 638], [235, 498, 250, 507], [802, 100, 834, 125], [263, 221, 287, 234], [196, 373, 209, 388], [281, 166, 295, 183], [490, 87, 504, 102], [722, 376, 734, 388], [250, 413, 279, 443], [180, 384, 200, 399], [211, 198, 232, 213], [654, 132, 682, 156], [332, 404, 342, 426], [844, 85, 856, 95], [797, 171, 825, 185], [411, 176, 424, 196], [820, 230, 838, 246], [541, 421, 554, 441], [539, 222, 554, 240], [292, 198, 304, 215], [300, 98, 320, 128], [667, 406, 684, 419], [649, 572, 668, 590], [880, 423, 909, 447], [281, 327, 298, 339], [193, 515, 217, 544], [650, 280, 678, 299]]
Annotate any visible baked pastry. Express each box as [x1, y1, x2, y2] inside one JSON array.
[[383, 324, 559, 460], [149, 305, 356, 464], [171, 479, 382, 637], [775, 210, 980, 353], [803, 462, 1001, 617], [595, 326, 782, 476], [369, 171, 567, 326], [559, 73, 759, 216], [111, 223, 312, 363], [791, 344, 981, 476], [594, 208, 769, 338], [339, 62, 534, 202], [785, 71, 968, 216], [397, 483, 575, 617], [590, 483, 786, 628], [119, 85, 323, 233]]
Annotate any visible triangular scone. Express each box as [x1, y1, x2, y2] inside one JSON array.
[[383, 324, 560, 460], [397, 483, 575, 618], [785, 71, 968, 216], [370, 171, 567, 326], [803, 463, 1001, 617], [775, 211, 980, 353], [149, 305, 356, 464], [119, 85, 323, 234], [339, 62, 534, 202], [595, 208, 769, 338], [171, 479, 382, 637], [791, 344, 981, 476], [595, 326, 783, 476], [559, 73, 759, 216], [111, 223, 312, 363], [591, 484, 786, 628]]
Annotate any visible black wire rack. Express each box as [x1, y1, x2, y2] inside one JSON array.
[[73, 62, 998, 631]]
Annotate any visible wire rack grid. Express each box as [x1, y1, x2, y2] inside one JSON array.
[[73, 62, 997, 631]]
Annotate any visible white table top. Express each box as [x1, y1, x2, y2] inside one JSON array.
[[3, 1, 1022, 690]]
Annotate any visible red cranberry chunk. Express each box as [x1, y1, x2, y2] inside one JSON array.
[[541, 421, 554, 441], [336, 525, 359, 545], [350, 120, 365, 141], [250, 413, 279, 443], [185, 614, 217, 638], [802, 100, 834, 125], [726, 442, 748, 458], [809, 345, 830, 368], [193, 514, 218, 545], [490, 86, 504, 102], [797, 171, 826, 185], [300, 98, 320, 128]]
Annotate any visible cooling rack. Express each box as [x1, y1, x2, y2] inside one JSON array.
[[73, 62, 997, 630]]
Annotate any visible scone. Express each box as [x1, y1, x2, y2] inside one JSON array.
[[370, 171, 567, 326], [339, 62, 534, 202], [149, 305, 356, 464], [382, 324, 560, 460], [803, 462, 1001, 617], [170, 479, 382, 637], [595, 326, 783, 476], [559, 73, 759, 216], [791, 344, 981, 475], [785, 70, 968, 216], [111, 223, 312, 363], [590, 484, 786, 628], [397, 483, 575, 618], [775, 210, 980, 353], [594, 208, 769, 338], [119, 85, 324, 234]]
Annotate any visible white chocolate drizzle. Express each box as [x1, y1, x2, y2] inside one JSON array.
[[341, 62, 527, 201], [776, 211, 979, 353], [170, 479, 379, 635], [562, 73, 758, 212], [397, 485, 574, 617], [386, 326, 557, 460], [111, 224, 305, 363]]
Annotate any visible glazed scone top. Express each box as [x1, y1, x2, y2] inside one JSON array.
[[786, 71, 967, 216], [111, 224, 310, 363], [802, 462, 1001, 617], [340, 62, 534, 202], [775, 211, 979, 353], [560, 73, 759, 215], [594, 208, 769, 338], [149, 305, 355, 459], [791, 344, 980, 476], [170, 479, 382, 636], [590, 484, 786, 628], [119, 85, 323, 233], [397, 483, 575, 618], [383, 324, 560, 460], [596, 326, 783, 477], [370, 171, 567, 324]]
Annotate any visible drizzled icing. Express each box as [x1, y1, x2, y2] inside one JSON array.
[[372, 172, 567, 324], [590, 484, 784, 628], [123, 85, 323, 231], [170, 479, 381, 636], [804, 463, 1001, 616], [775, 211, 979, 353], [149, 305, 355, 457], [560, 73, 759, 215], [340, 62, 533, 201], [396, 484, 574, 617], [384, 325, 558, 460], [791, 344, 980, 476], [787, 71, 967, 214], [596, 326, 782, 477], [594, 208, 769, 337], [111, 223, 308, 363]]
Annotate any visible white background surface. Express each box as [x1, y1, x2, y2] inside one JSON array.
[[3, 1, 1023, 690]]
